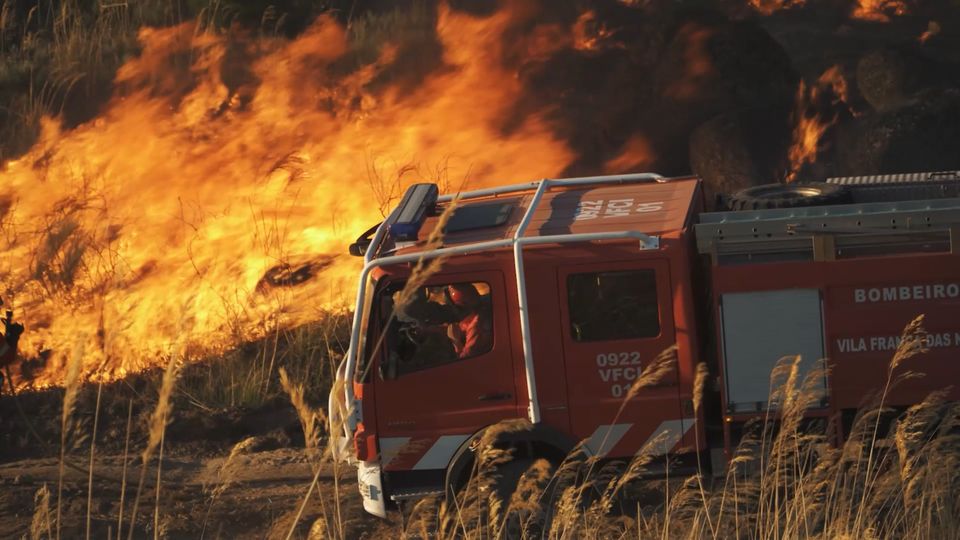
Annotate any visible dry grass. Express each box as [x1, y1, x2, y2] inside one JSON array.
[[17, 305, 959, 539], [30, 484, 53, 540], [396, 316, 960, 540], [55, 341, 84, 539], [279, 366, 326, 465], [280, 358, 348, 540], [125, 352, 181, 540]]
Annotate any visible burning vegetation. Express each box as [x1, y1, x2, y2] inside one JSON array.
[[0, 1, 952, 386], [1, 0, 958, 386], [2, 2, 583, 385], [1, 1, 960, 537]]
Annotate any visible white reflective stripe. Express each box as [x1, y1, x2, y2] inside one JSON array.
[[413, 435, 470, 470], [585, 423, 632, 457], [643, 418, 697, 454], [379, 437, 411, 467]]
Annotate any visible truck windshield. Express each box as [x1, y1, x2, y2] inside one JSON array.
[[377, 281, 493, 377]]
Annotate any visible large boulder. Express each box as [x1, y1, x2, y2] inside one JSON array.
[[689, 104, 793, 209], [644, 13, 799, 174], [835, 88, 960, 175], [856, 46, 948, 113]]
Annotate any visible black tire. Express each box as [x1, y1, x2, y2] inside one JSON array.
[[724, 182, 852, 211], [492, 457, 537, 502]]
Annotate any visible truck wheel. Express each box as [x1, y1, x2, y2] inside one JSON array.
[[446, 457, 538, 506], [492, 457, 537, 501], [724, 182, 851, 210]]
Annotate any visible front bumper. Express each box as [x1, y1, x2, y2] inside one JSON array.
[[358, 460, 386, 518]]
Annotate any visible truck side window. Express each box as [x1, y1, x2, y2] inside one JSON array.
[[381, 281, 494, 376], [567, 270, 660, 342]]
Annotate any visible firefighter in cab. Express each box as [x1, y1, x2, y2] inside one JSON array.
[[446, 283, 492, 359]]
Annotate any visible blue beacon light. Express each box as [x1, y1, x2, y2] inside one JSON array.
[[389, 183, 439, 242]]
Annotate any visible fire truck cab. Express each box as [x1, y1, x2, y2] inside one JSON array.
[[332, 171, 960, 517]]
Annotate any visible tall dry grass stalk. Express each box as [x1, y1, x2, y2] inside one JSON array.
[[85, 379, 104, 540], [56, 341, 85, 540], [280, 366, 346, 540], [614, 345, 678, 425], [31, 484, 54, 540], [691, 362, 716, 538], [861, 315, 928, 505], [153, 428, 166, 540], [126, 353, 180, 540], [201, 436, 257, 538], [115, 398, 133, 540], [279, 367, 326, 464]]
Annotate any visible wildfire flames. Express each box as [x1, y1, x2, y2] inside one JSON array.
[[786, 66, 849, 182], [0, 0, 931, 385], [2, 5, 644, 385], [851, 0, 910, 22], [748, 0, 806, 16], [750, 0, 909, 21], [919, 21, 941, 43]]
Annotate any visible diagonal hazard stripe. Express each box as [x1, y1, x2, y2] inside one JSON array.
[[413, 435, 471, 470], [585, 423, 632, 457], [379, 437, 411, 467], [643, 418, 697, 454]]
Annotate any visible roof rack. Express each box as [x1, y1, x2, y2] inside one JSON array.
[[359, 172, 668, 263], [826, 170, 960, 185], [826, 170, 960, 203], [343, 173, 665, 429]]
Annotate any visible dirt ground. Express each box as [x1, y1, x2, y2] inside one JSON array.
[[0, 443, 405, 539], [0, 378, 404, 539]]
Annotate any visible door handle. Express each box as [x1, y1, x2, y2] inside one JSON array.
[[477, 392, 512, 402]]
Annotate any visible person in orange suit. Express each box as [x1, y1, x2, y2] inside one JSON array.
[[446, 283, 492, 358]]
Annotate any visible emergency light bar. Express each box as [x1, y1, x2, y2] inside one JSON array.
[[388, 183, 438, 241]]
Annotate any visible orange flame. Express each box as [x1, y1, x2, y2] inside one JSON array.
[[572, 10, 619, 52], [2, 6, 600, 385], [919, 21, 941, 44], [785, 66, 848, 183], [604, 134, 654, 174], [749, 0, 806, 15], [665, 24, 716, 101], [851, 0, 909, 22]]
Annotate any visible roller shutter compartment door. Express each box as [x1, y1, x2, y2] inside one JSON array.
[[720, 289, 827, 413]]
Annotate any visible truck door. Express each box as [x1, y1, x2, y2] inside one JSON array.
[[372, 270, 518, 472], [558, 259, 688, 457]]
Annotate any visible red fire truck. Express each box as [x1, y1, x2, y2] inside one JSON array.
[[330, 171, 960, 517]]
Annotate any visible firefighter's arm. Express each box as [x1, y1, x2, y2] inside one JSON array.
[[447, 323, 466, 356]]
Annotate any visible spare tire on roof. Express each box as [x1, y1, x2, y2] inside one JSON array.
[[723, 182, 852, 211]]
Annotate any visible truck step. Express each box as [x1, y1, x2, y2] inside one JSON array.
[[389, 487, 445, 501]]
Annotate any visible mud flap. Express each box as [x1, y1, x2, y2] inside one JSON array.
[[358, 460, 386, 518]]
